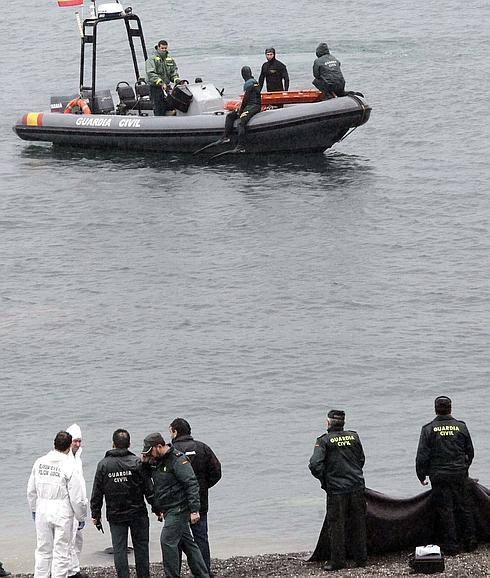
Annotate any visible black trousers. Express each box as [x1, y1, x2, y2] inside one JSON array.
[[109, 516, 150, 578], [430, 473, 476, 551], [224, 106, 260, 145], [327, 489, 367, 567], [150, 84, 168, 116], [312, 78, 345, 98]]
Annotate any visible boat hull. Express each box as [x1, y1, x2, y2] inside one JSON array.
[[13, 95, 371, 154]]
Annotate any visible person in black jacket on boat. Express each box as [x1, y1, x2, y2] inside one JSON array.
[[312, 42, 345, 99], [91, 429, 153, 578], [258, 48, 289, 92], [169, 418, 222, 577], [309, 409, 367, 572], [221, 66, 261, 152], [416, 396, 477, 554]]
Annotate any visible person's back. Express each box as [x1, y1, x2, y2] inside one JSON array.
[[309, 409, 367, 572], [91, 429, 150, 578], [312, 42, 345, 98], [415, 396, 476, 554], [310, 429, 365, 495], [416, 415, 473, 479], [29, 449, 82, 518], [92, 449, 149, 523], [27, 432, 87, 578], [241, 73, 261, 112]]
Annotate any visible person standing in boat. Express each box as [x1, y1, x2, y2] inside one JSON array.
[[145, 40, 181, 116], [221, 66, 261, 152], [258, 48, 289, 92], [312, 42, 345, 99]]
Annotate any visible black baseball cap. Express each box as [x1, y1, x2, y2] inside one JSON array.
[[141, 432, 165, 454], [327, 409, 345, 420]]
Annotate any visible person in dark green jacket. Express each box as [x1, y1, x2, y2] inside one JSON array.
[[141, 432, 209, 578], [145, 40, 180, 116], [0, 561, 11, 577], [309, 409, 367, 572], [416, 396, 476, 554], [312, 42, 345, 99]]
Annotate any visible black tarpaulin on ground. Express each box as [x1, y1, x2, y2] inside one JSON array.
[[309, 479, 490, 561]]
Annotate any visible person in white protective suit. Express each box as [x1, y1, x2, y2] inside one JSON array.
[[66, 424, 88, 578], [27, 431, 88, 578]]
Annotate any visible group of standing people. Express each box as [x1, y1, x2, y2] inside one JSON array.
[[309, 396, 477, 571], [27, 419, 221, 578]]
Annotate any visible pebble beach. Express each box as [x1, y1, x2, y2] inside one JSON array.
[[12, 545, 490, 577]]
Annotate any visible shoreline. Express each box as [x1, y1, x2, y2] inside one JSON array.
[[11, 545, 489, 577]]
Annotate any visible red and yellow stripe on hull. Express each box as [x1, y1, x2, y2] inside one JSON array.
[[22, 113, 43, 126]]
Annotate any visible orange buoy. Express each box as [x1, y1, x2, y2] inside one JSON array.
[[64, 98, 91, 115]]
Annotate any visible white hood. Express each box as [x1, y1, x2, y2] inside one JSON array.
[[67, 423, 82, 439]]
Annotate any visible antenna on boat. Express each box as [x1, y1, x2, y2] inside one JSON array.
[[75, 11, 84, 37]]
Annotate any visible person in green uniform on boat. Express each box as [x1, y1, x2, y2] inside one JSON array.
[[312, 42, 346, 99], [145, 40, 180, 116]]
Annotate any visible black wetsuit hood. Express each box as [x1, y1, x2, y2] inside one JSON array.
[[241, 66, 253, 81]]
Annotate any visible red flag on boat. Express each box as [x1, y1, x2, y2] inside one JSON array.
[[57, 0, 83, 6]]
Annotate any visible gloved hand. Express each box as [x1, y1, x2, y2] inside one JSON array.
[[78, 521, 85, 530], [31, 512, 36, 521]]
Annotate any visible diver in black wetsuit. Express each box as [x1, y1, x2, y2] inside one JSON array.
[[258, 48, 289, 92], [222, 66, 262, 152]]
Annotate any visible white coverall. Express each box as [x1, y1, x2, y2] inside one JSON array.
[[66, 424, 86, 576], [27, 450, 87, 578]]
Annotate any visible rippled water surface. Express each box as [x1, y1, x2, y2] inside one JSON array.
[[1, 0, 489, 572]]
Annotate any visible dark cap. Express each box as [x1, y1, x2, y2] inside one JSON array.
[[327, 409, 345, 421], [265, 47, 275, 55], [142, 432, 165, 454], [435, 396, 452, 414]]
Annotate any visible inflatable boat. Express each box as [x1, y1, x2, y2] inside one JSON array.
[[12, 5, 371, 155]]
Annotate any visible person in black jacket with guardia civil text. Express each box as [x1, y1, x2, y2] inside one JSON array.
[[309, 409, 367, 572], [416, 396, 477, 554], [90, 429, 152, 578]]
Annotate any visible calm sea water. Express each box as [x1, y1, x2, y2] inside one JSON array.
[[1, 0, 489, 572]]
